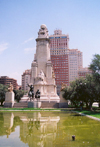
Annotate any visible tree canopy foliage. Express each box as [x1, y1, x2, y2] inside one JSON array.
[[13, 89, 26, 102], [62, 54, 100, 110], [0, 84, 8, 105], [89, 54, 100, 73], [0, 84, 26, 105]]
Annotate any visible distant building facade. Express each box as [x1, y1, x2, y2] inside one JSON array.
[[50, 30, 69, 94], [78, 67, 92, 79], [50, 29, 69, 56], [0, 76, 18, 90], [68, 49, 83, 82], [21, 69, 31, 91], [49, 30, 83, 94], [51, 54, 69, 94]]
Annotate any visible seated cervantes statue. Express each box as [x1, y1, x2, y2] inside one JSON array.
[[8, 83, 13, 92], [34, 70, 47, 84], [38, 70, 44, 81]]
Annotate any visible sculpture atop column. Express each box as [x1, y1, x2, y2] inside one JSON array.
[[59, 82, 68, 108], [4, 83, 15, 108], [60, 82, 67, 91], [8, 83, 13, 92]]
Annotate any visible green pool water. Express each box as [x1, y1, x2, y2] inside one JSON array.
[[0, 111, 100, 147]]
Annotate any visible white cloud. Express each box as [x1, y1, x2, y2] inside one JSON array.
[[24, 47, 35, 54], [22, 37, 34, 44], [0, 43, 8, 54]]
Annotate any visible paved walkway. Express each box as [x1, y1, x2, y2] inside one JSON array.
[[74, 111, 100, 121]]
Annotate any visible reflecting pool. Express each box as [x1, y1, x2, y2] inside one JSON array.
[[0, 111, 100, 147]]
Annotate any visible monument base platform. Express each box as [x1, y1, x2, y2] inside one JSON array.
[[4, 102, 14, 108], [39, 95, 60, 103], [28, 101, 41, 108], [59, 102, 68, 108], [41, 101, 59, 108], [4, 92, 14, 108]]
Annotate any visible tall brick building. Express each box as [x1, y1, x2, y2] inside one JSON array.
[[49, 30, 83, 94], [50, 30, 69, 94]]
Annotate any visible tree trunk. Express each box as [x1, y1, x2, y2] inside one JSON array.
[[99, 102, 100, 108], [86, 102, 89, 109], [89, 102, 93, 111], [1, 101, 3, 106]]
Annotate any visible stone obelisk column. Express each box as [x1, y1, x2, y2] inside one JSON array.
[[30, 24, 60, 102]]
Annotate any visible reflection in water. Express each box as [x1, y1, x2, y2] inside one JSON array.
[[0, 112, 100, 147], [0, 112, 60, 147], [3, 113, 14, 138], [19, 112, 60, 147]]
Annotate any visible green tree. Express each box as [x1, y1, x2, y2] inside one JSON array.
[[62, 54, 100, 110], [85, 74, 97, 110], [89, 54, 100, 74], [62, 86, 72, 100], [89, 54, 100, 107], [70, 78, 87, 107], [0, 84, 8, 106], [62, 75, 98, 110], [13, 90, 26, 102]]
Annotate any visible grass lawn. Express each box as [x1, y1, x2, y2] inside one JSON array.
[[0, 106, 61, 111], [1, 105, 100, 120], [76, 108, 100, 119]]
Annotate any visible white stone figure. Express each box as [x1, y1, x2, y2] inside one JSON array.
[[59, 82, 68, 108], [38, 70, 45, 81], [60, 82, 67, 91], [8, 83, 13, 92], [4, 83, 15, 108], [38, 24, 49, 38], [52, 70, 55, 78]]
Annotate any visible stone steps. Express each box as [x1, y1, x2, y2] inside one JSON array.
[[13, 102, 28, 108], [13, 101, 59, 108], [41, 101, 59, 108]]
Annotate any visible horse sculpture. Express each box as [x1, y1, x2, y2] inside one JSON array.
[[28, 84, 34, 101]]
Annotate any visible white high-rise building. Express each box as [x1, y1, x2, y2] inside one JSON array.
[[22, 69, 31, 91], [68, 49, 83, 82]]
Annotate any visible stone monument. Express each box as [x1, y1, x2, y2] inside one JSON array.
[[30, 24, 60, 103], [59, 82, 68, 108], [4, 83, 15, 107]]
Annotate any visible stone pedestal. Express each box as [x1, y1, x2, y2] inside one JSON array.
[[4, 92, 14, 108], [59, 91, 68, 108], [28, 100, 41, 108]]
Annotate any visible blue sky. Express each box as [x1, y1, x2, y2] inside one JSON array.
[[0, 0, 100, 85]]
